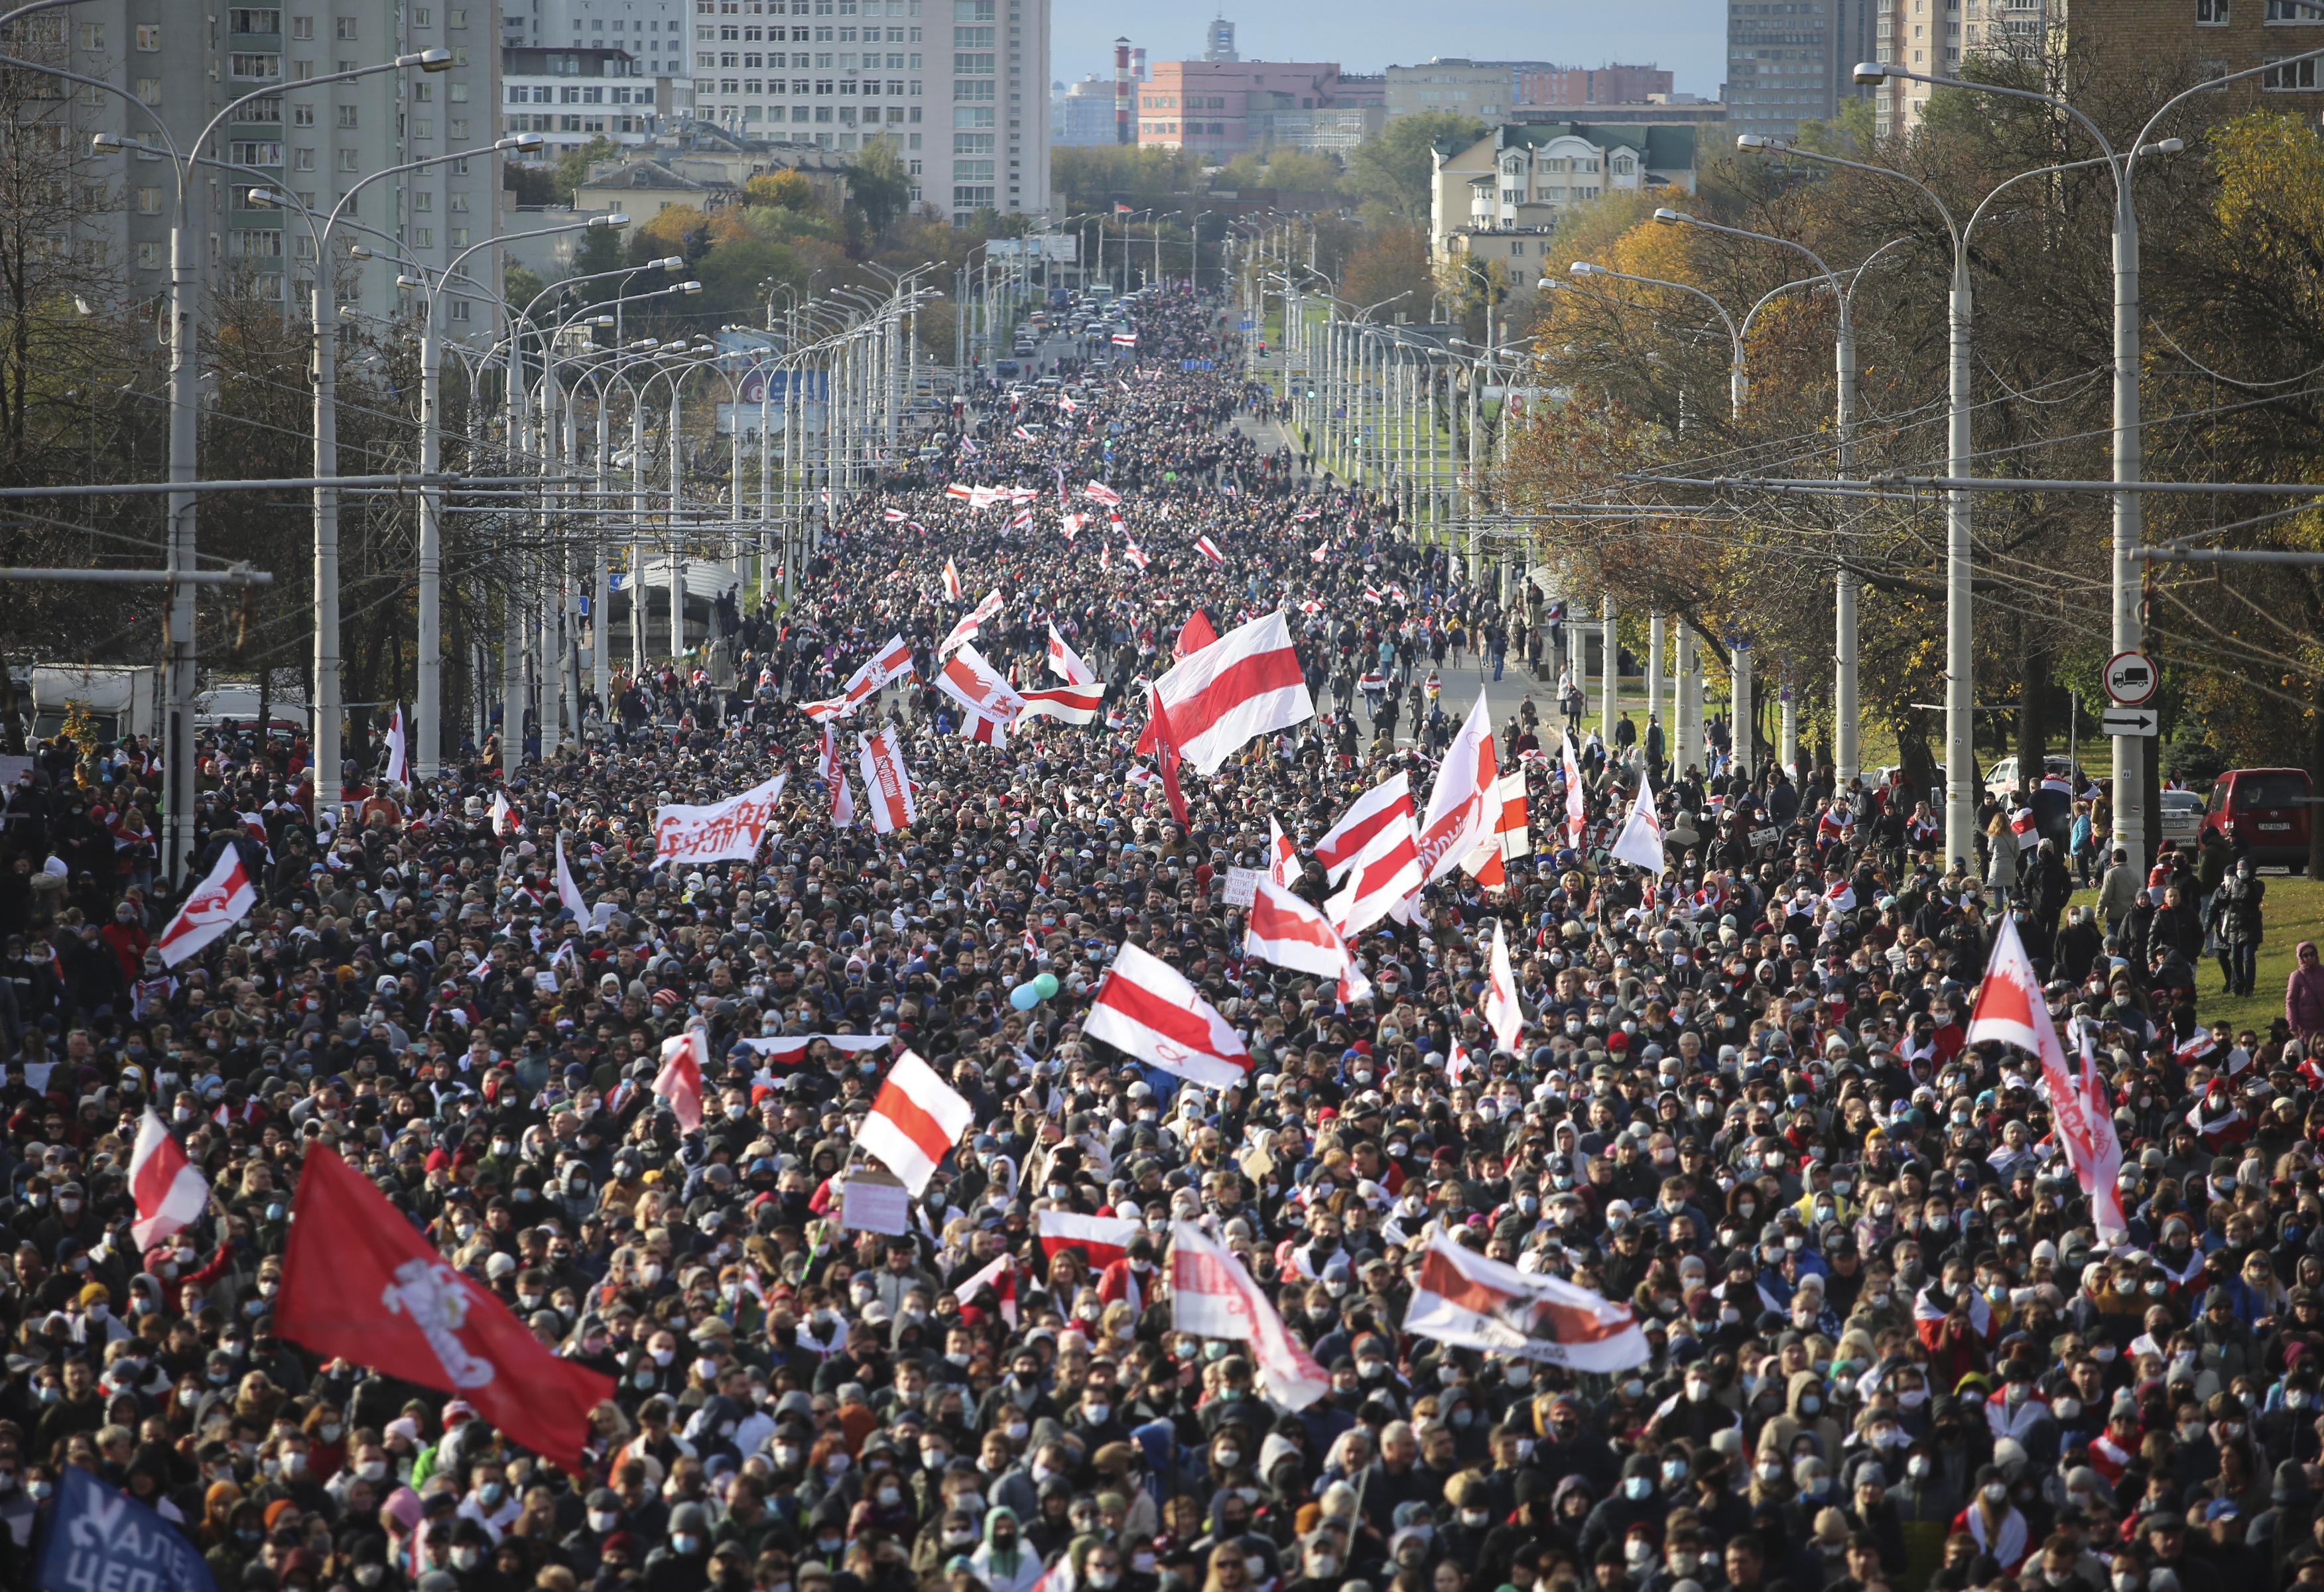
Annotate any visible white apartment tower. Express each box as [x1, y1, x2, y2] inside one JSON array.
[[669, 0, 1046, 223], [26, 2, 503, 322]]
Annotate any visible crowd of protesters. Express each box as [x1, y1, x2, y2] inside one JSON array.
[[0, 283, 2317, 1592]]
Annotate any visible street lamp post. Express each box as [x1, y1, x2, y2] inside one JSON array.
[[74, 45, 450, 877], [1653, 207, 1852, 788], [1849, 56, 2305, 865]]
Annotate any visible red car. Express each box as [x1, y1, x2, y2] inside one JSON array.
[[2201, 766, 2314, 868]]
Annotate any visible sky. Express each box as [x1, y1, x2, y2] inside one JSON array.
[[1049, 1, 1731, 107]]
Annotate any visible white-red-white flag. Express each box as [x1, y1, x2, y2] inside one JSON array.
[[859, 1048, 974, 1195], [1328, 804, 1423, 936], [1195, 535, 1225, 564], [1122, 538, 1151, 570], [382, 702, 409, 786], [1019, 683, 1105, 725], [156, 846, 257, 968], [1405, 1230, 1649, 1370], [1484, 916, 1525, 1056], [1047, 624, 1095, 685], [942, 558, 964, 600], [935, 643, 1027, 725], [1082, 481, 1121, 506], [1169, 1220, 1330, 1408], [489, 788, 513, 835], [653, 1029, 708, 1131], [842, 635, 916, 709], [820, 724, 855, 830], [129, 1106, 208, 1249], [1038, 1209, 1140, 1268], [2080, 1025, 2128, 1240], [1267, 815, 1299, 888], [554, 832, 588, 920], [1969, 916, 2125, 1239], [857, 723, 917, 833], [957, 1251, 1019, 1327], [1417, 689, 1498, 883], [938, 589, 1005, 655], [1245, 877, 1360, 987], [958, 707, 1010, 747], [1085, 942, 1250, 1088], [1136, 611, 1313, 776], [1313, 772, 1415, 883], [1610, 771, 1667, 875]]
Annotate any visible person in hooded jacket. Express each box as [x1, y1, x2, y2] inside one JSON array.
[[966, 1505, 1043, 1592], [641, 1501, 712, 1592], [1577, 1452, 1667, 1563]]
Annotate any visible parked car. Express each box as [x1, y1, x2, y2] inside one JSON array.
[[1982, 754, 2079, 800], [2203, 766, 2314, 868], [2159, 788, 2205, 847]]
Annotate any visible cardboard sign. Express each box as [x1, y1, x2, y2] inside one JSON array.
[[839, 1168, 912, 1236], [1750, 827, 1780, 849], [1222, 866, 1262, 908]]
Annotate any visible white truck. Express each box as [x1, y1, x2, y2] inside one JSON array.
[[30, 663, 159, 743]]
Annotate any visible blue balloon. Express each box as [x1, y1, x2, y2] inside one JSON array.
[[1011, 982, 1041, 1010]]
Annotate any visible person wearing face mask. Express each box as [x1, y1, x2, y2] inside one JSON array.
[[1950, 1463, 2031, 1575], [967, 1504, 1043, 1592], [1531, 1390, 1620, 1498], [639, 1501, 714, 1592], [1880, 1436, 1964, 1589], [1576, 1453, 1667, 1565]]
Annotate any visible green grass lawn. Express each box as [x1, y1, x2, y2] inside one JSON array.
[[2065, 874, 2321, 1032]]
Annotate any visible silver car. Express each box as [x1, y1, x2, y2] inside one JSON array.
[[2160, 788, 2204, 845]]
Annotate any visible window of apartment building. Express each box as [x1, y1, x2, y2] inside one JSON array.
[[78, 23, 103, 48], [232, 141, 284, 166], [137, 241, 161, 269], [449, 298, 472, 322], [290, 15, 314, 38], [2267, 0, 2321, 15], [135, 23, 160, 48], [413, 227, 434, 247], [2264, 51, 2320, 82], [338, 147, 359, 168], [135, 186, 161, 213], [293, 103, 314, 125], [230, 9, 281, 31], [136, 77, 162, 103], [230, 54, 281, 79], [335, 17, 357, 38], [336, 105, 357, 128], [293, 147, 314, 169], [2197, 0, 2228, 20]]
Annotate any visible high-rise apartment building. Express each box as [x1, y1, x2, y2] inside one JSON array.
[[674, 0, 1046, 223], [1725, 1, 1839, 139], [21, 2, 503, 325], [1202, 19, 1236, 62]]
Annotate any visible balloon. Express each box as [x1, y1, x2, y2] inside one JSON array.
[[1011, 982, 1041, 1011], [1033, 973, 1060, 1001]]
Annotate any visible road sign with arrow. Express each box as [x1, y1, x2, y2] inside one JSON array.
[[2098, 707, 2159, 737]]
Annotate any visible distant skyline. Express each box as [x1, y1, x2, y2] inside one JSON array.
[[1050, 1, 1730, 105]]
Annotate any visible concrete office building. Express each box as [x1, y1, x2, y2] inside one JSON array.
[[1384, 59, 1551, 120]]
